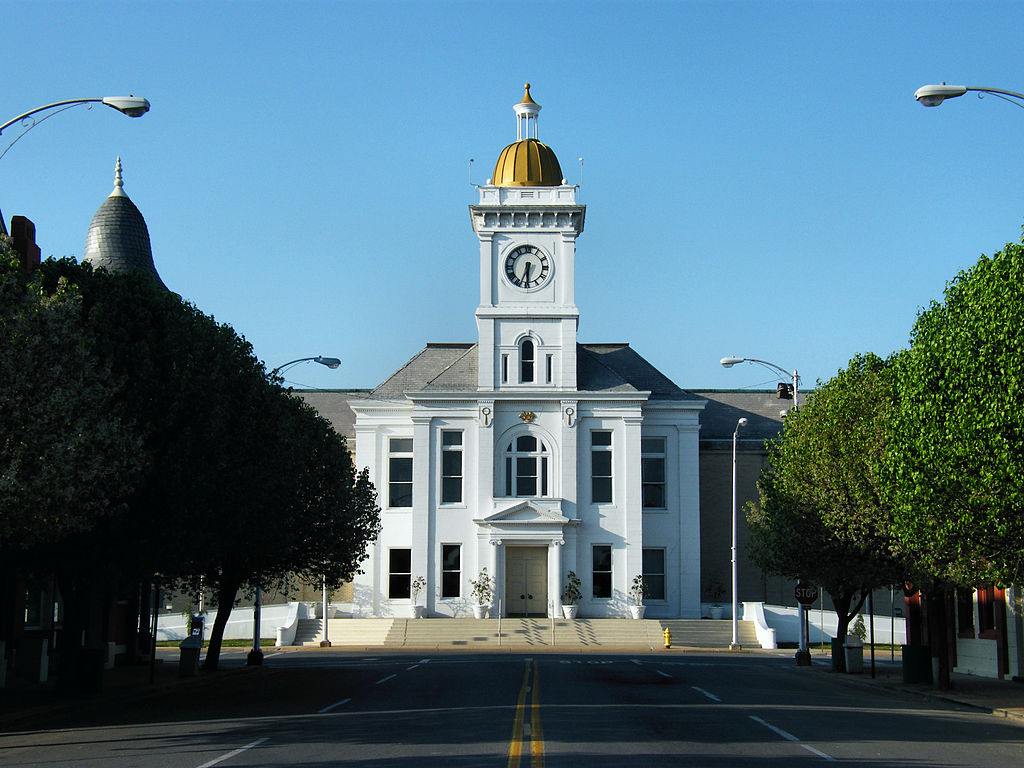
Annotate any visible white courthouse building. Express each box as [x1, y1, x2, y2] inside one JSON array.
[[351, 86, 706, 619]]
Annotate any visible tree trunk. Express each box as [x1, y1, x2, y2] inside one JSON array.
[[829, 588, 867, 674], [201, 578, 239, 671]]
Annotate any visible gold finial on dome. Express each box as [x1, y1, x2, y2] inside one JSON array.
[[520, 83, 539, 107]]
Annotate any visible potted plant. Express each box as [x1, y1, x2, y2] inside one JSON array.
[[706, 579, 726, 619], [409, 576, 426, 618], [561, 571, 582, 619], [469, 568, 493, 618], [628, 574, 647, 619]]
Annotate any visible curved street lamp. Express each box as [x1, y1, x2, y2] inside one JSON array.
[[914, 83, 1024, 110], [730, 417, 748, 651], [269, 355, 342, 378], [1, 96, 151, 162], [249, 353, 342, 665], [720, 356, 800, 409]]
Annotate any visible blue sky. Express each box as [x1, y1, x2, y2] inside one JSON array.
[[3, 1, 1023, 392]]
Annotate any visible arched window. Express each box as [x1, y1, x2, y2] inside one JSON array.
[[504, 434, 550, 497], [520, 338, 535, 383]]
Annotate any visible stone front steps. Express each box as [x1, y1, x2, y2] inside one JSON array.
[[302, 617, 760, 650]]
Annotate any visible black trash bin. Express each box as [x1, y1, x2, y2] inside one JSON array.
[[902, 644, 933, 684], [179, 635, 202, 677], [77, 647, 106, 693]]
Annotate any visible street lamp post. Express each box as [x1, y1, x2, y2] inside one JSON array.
[[914, 83, 1024, 110], [1, 95, 151, 234], [730, 417, 748, 651], [720, 357, 799, 410], [247, 354, 342, 666]]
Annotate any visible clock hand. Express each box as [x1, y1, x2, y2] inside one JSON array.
[[523, 262, 532, 285]]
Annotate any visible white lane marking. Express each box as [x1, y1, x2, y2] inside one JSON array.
[[419, 658, 431, 663], [317, 697, 351, 714], [375, 674, 397, 685], [692, 686, 721, 702], [750, 716, 835, 761], [263, 651, 284, 659], [195, 737, 269, 768], [407, 664, 420, 671], [631, 659, 642, 665], [657, 670, 672, 678]]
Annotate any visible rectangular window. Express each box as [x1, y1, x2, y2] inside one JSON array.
[[546, 354, 553, 384], [978, 585, 999, 638], [642, 549, 666, 601], [641, 437, 667, 509], [441, 544, 461, 598], [501, 354, 509, 384], [592, 545, 612, 598], [441, 431, 463, 504], [957, 587, 975, 638], [388, 548, 411, 599], [388, 437, 413, 507], [591, 431, 613, 503]]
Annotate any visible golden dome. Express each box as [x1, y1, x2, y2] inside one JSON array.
[[492, 138, 563, 187]]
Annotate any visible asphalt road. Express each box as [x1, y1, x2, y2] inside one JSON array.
[[2, 651, 1023, 766]]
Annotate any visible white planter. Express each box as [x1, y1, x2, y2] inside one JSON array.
[[709, 605, 724, 620], [561, 605, 579, 619], [629, 605, 646, 619], [473, 604, 489, 619], [408, 605, 424, 619]]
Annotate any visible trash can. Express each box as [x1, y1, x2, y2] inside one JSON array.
[[178, 635, 202, 677], [902, 644, 933, 684], [844, 638, 864, 674], [831, 637, 844, 671]]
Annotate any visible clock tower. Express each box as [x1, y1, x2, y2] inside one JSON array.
[[470, 84, 586, 392]]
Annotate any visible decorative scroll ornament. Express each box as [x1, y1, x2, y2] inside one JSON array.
[[519, 411, 536, 423], [481, 406, 492, 427], [564, 406, 575, 427]]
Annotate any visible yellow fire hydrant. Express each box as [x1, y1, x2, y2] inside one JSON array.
[[664, 627, 671, 649]]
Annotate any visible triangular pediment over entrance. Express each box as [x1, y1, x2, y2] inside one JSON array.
[[475, 499, 574, 528]]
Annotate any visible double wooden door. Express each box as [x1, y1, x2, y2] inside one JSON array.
[[505, 547, 547, 617]]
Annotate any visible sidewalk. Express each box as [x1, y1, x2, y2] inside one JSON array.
[[801, 650, 1024, 724]]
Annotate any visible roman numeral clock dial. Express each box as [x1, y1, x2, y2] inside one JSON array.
[[504, 245, 551, 289]]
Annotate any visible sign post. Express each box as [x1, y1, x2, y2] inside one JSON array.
[[794, 582, 818, 666]]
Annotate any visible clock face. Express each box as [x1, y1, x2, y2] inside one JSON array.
[[504, 245, 551, 289]]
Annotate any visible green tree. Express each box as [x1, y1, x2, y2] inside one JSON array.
[[748, 354, 905, 667], [887, 237, 1024, 589]]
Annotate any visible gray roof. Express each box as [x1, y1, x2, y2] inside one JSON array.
[[83, 159, 166, 289], [369, 342, 700, 401], [294, 389, 372, 441], [692, 390, 787, 441]]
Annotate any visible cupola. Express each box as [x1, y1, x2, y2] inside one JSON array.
[[491, 84, 563, 187], [83, 158, 166, 289]]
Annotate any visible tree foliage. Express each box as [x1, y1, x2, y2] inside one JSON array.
[[0, 242, 141, 553], [748, 354, 905, 657], [887, 237, 1024, 587]]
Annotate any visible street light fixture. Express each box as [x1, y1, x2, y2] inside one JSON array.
[[720, 356, 800, 409], [914, 83, 1024, 110], [248, 353, 342, 666], [0, 96, 151, 162], [730, 417, 748, 651]]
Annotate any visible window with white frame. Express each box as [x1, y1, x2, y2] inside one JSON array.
[[642, 548, 666, 600], [641, 436, 667, 509], [592, 545, 612, 598], [441, 431, 463, 504], [441, 544, 461, 598], [389, 549, 411, 599], [520, 338, 535, 383], [388, 437, 413, 508], [591, 431, 613, 503], [504, 434, 550, 497]]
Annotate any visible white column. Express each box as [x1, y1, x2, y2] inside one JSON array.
[[552, 539, 565, 618]]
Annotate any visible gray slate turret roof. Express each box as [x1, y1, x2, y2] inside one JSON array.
[[83, 158, 166, 289]]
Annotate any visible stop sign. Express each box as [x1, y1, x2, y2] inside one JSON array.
[[794, 582, 819, 606]]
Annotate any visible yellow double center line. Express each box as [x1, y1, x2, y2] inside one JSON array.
[[507, 659, 544, 767]]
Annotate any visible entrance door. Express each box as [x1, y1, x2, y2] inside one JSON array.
[[505, 547, 548, 617]]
